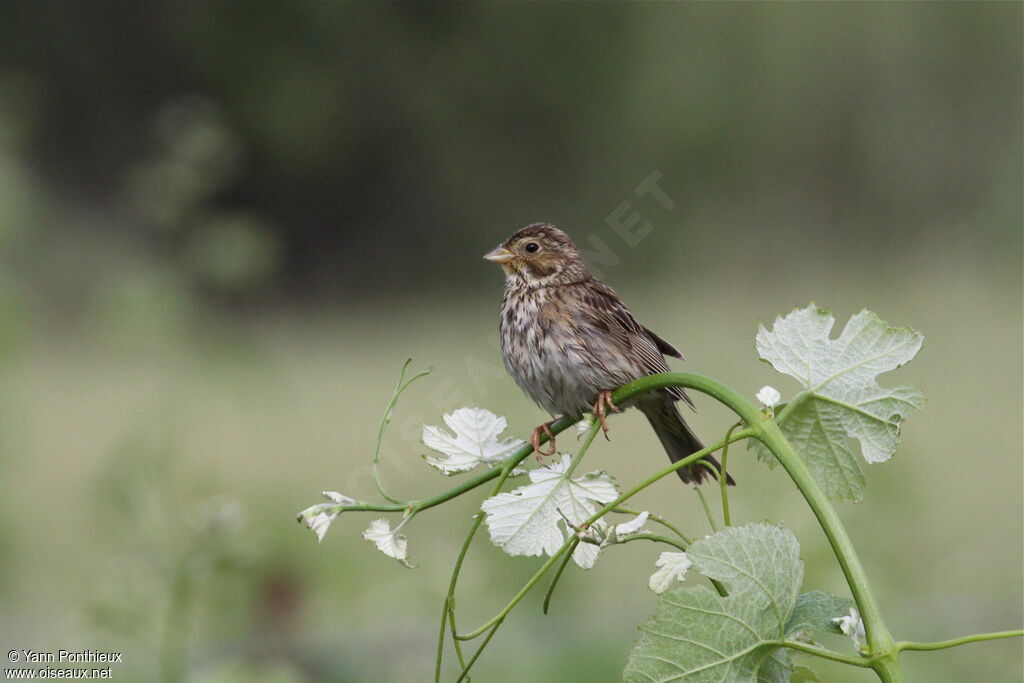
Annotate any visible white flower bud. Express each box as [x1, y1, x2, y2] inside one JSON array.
[[756, 385, 782, 413]]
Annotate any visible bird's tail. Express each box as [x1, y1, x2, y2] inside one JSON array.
[[639, 394, 736, 486]]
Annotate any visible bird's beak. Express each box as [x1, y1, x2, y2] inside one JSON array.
[[483, 246, 515, 264]]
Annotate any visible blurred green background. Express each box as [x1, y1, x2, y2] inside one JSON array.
[[0, 3, 1020, 682]]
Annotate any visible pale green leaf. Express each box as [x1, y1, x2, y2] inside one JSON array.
[[753, 305, 924, 502], [421, 407, 525, 475], [785, 591, 855, 637], [648, 551, 692, 595], [295, 491, 355, 543], [480, 454, 618, 569], [834, 608, 866, 650], [624, 524, 802, 683], [361, 518, 415, 568]]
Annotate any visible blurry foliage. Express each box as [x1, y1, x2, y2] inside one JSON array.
[[184, 213, 280, 294], [124, 97, 243, 232], [88, 430, 258, 679], [0, 2, 1019, 311], [81, 397, 342, 681], [192, 660, 308, 683]]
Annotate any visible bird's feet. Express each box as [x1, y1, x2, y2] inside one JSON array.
[[592, 390, 623, 441], [530, 420, 558, 462]]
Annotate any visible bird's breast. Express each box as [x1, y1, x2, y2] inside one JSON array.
[[499, 286, 598, 415]]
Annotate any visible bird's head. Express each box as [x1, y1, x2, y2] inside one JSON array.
[[483, 223, 587, 287]]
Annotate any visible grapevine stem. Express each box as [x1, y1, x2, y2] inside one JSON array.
[[617, 533, 687, 552], [693, 482, 720, 533], [719, 422, 741, 526], [778, 640, 873, 667], [607, 372, 903, 682], [372, 359, 430, 505], [897, 630, 1024, 652]]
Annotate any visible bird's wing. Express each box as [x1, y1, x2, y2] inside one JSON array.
[[643, 326, 684, 359], [575, 280, 694, 409]]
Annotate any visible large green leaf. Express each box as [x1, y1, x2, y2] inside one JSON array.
[[754, 305, 925, 502], [624, 524, 802, 683]]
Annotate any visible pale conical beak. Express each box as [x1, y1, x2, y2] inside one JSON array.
[[483, 246, 514, 264]]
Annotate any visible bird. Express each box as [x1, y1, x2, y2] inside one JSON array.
[[483, 222, 734, 486]]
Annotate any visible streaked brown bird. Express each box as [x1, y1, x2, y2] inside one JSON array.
[[484, 222, 733, 486]]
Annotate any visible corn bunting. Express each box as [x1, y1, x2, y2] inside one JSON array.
[[484, 222, 733, 485]]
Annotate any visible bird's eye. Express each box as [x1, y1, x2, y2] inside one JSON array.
[[524, 242, 540, 253]]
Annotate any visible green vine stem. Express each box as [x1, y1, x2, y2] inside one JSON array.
[[897, 631, 1024, 652], [456, 540, 579, 642], [372, 359, 431, 505], [718, 422, 742, 526], [778, 640, 873, 668], [617, 533, 688, 552], [434, 465, 517, 683], [454, 620, 502, 683], [693, 481, 720, 532], [544, 528, 691, 615], [541, 543, 578, 615], [446, 605, 468, 671], [611, 372, 903, 682]]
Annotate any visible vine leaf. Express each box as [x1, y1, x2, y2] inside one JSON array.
[[648, 551, 693, 595], [361, 518, 415, 568], [785, 591, 855, 639], [296, 491, 355, 543], [421, 407, 525, 475], [612, 510, 650, 537], [480, 454, 618, 569], [575, 511, 652, 569], [754, 305, 925, 502], [624, 524, 805, 683], [833, 608, 867, 650]]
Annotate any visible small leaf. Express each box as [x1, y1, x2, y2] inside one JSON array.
[[480, 454, 618, 569], [647, 551, 692, 594], [569, 511, 651, 569], [613, 511, 649, 537], [361, 518, 415, 568], [322, 491, 352, 505], [576, 413, 597, 434], [754, 305, 924, 502], [422, 407, 525, 475], [625, 524, 802, 683], [296, 491, 354, 543], [305, 512, 335, 543], [833, 608, 866, 650], [785, 591, 856, 638], [571, 536, 602, 570]]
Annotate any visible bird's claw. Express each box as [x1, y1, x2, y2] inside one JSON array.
[[531, 421, 558, 462], [592, 390, 622, 441]]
